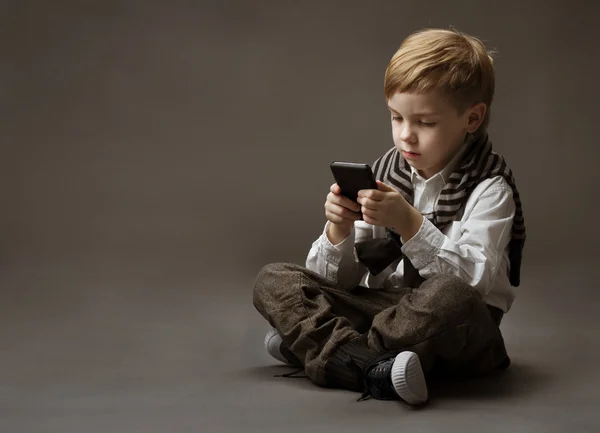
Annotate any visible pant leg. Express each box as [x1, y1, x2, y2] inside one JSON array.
[[252, 262, 404, 385], [367, 274, 510, 378]]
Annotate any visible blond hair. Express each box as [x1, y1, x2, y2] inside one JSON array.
[[384, 28, 496, 134]]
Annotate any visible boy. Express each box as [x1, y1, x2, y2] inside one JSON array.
[[253, 28, 525, 405]]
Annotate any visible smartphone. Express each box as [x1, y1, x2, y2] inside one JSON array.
[[330, 161, 378, 203]]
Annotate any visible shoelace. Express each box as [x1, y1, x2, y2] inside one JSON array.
[[272, 351, 397, 402], [344, 352, 396, 402], [274, 368, 307, 378], [336, 352, 373, 402], [360, 359, 395, 401], [272, 355, 374, 401]]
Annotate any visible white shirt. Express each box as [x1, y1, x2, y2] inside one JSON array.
[[305, 148, 517, 313]]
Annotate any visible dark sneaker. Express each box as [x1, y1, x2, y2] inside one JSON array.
[[264, 328, 302, 367], [360, 351, 428, 405]]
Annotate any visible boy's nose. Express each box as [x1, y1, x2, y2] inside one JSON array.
[[400, 126, 417, 144]]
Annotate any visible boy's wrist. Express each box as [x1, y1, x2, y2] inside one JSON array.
[[326, 221, 353, 245], [394, 207, 423, 242]]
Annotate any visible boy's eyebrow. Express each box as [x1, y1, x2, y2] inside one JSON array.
[[387, 105, 440, 116]]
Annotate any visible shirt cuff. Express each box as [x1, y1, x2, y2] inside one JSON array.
[[320, 221, 356, 264], [401, 217, 445, 269]]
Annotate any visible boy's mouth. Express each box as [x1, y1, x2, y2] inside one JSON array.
[[402, 150, 421, 159]]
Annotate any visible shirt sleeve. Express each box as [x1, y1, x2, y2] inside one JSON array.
[[305, 220, 371, 290], [400, 177, 516, 295]]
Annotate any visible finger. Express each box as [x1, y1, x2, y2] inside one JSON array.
[[361, 206, 378, 218], [376, 180, 395, 192], [330, 183, 341, 194], [362, 214, 374, 225], [345, 198, 362, 213], [357, 197, 379, 210], [362, 212, 383, 226], [357, 188, 384, 200], [325, 202, 346, 224], [326, 202, 361, 221], [329, 193, 361, 213], [325, 210, 347, 225], [362, 215, 381, 226], [361, 206, 384, 224], [326, 211, 360, 224]]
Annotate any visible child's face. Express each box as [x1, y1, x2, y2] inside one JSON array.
[[387, 90, 484, 179]]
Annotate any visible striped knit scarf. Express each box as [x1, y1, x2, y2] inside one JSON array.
[[357, 133, 526, 287]]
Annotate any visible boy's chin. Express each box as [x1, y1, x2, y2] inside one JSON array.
[[404, 159, 421, 170]]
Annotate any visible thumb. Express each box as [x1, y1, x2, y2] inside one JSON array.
[[376, 180, 395, 192]]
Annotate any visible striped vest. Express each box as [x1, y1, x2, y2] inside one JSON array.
[[358, 133, 526, 287]]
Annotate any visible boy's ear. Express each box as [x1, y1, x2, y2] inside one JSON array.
[[465, 102, 487, 133]]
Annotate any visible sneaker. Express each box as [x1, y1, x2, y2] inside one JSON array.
[[264, 328, 302, 367], [360, 351, 428, 405]]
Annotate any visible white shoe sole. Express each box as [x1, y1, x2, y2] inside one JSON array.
[[390, 351, 428, 405], [264, 328, 289, 365]]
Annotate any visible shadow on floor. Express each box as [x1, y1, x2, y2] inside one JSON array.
[[427, 359, 551, 401], [237, 364, 316, 390], [240, 358, 551, 401]]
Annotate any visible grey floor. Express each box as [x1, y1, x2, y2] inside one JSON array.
[[1, 257, 598, 432]]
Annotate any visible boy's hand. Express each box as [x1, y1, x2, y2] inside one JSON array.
[[357, 181, 423, 241], [324, 183, 361, 244]]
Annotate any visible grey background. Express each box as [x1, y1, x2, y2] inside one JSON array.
[[1, 1, 599, 432]]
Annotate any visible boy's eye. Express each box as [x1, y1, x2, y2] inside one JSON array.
[[392, 116, 402, 122], [420, 121, 436, 126]]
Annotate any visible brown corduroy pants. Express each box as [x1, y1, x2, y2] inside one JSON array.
[[253, 262, 510, 388]]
